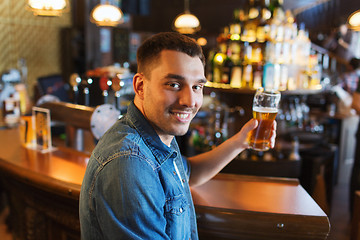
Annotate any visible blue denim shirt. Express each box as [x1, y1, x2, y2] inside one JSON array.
[[79, 102, 198, 240]]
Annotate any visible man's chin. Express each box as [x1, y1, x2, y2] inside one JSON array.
[[173, 126, 190, 137]]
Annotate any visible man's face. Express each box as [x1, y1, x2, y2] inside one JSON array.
[[140, 50, 206, 145]]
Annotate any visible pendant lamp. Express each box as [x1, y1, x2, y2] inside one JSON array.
[[27, 0, 68, 16], [173, 0, 200, 34], [348, 10, 360, 31], [90, 1, 124, 27]]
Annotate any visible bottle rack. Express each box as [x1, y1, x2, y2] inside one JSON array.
[[207, 0, 323, 92]]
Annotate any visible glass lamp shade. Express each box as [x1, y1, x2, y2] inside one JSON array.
[[348, 10, 360, 31], [28, 0, 67, 16], [173, 12, 201, 34], [90, 3, 124, 27]]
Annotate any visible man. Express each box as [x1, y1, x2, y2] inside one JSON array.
[[79, 32, 276, 239], [340, 57, 360, 94], [350, 59, 360, 214]]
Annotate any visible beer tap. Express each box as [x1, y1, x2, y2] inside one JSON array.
[[69, 73, 81, 104], [99, 75, 110, 104], [111, 75, 123, 111], [83, 77, 93, 106]]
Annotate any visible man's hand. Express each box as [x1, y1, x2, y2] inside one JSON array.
[[230, 119, 277, 150]]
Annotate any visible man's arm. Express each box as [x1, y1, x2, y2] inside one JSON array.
[[188, 119, 277, 187], [352, 88, 360, 114]]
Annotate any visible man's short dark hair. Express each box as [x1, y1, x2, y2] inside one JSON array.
[[136, 32, 205, 76], [349, 58, 360, 70]]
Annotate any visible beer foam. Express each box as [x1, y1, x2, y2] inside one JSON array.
[[253, 106, 278, 113]]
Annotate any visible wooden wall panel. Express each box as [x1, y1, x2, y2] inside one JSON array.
[[0, 0, 72, 99]]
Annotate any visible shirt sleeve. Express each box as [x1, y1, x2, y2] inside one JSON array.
[[356, 80, 360, 93], [93, 155, 171, 240], [181, 155, 191, 181]]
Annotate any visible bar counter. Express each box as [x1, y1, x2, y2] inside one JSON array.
[[0, 128, 330, 240]]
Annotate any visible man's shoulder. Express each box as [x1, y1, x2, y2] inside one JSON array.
[[90, 120, 156, 166]]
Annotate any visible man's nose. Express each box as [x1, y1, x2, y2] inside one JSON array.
[[179, 87, 196, 107]]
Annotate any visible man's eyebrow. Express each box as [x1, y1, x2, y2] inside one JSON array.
[[198, 78, 208, 84], [164, 73, 207, 83], [164, 73, 185, 80]]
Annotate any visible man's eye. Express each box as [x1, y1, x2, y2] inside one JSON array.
[[193, 85, 204, 91], [168, 83, 180, 89]]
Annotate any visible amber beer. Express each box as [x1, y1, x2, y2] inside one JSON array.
[[247, 87, 280, 151], [247, 106, 278, 151]]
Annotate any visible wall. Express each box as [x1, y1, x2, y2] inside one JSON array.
[[0, 0, 72, 99]]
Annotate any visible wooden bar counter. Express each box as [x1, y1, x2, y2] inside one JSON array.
[[0, 128, 330, 240], [192, 174, 330, 239], [0, 127, 88, 240]]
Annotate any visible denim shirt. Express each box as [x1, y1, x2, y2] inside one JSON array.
[[79, 102, 198, 240]]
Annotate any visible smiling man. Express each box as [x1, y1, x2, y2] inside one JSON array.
[[79, 32, 276, 240]]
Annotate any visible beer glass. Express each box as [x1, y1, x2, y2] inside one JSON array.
[[247, 87, 281, 151]]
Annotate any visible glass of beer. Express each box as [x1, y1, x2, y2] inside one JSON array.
[[247, 87, 281, 151]]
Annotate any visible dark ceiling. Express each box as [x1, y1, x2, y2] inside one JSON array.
[[130, 0, 360, 41]]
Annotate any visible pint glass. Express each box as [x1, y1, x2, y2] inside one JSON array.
[[247, 87, 281, 151]]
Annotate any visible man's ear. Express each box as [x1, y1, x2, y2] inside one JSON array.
[[133, 73, 145, 100]]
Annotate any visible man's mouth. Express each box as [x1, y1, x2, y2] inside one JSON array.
[[175, 113, 190, 119], [171, 111, 193, 122]]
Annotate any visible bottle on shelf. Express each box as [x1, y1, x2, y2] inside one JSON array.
[[211, 28, 229, 83], [242, 0, 260, 43], [320, 53, 332, 89], [253, 63, 263, 89], [289, 136, 301, 161], [222, 48, 234, 84], [257, 0, 271, 43], [241, 41, 254, 88]]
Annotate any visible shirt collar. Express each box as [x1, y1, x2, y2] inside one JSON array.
[[126, 102, 178, 164]]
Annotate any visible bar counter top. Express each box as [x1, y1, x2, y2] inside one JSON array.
[[0, 127, 88, 199], [0, 127, 330, 240]]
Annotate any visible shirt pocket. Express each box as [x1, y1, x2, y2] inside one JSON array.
[[165, 194, 188, 216], [164, 194, 190, 239]]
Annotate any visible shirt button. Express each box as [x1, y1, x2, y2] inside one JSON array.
[[182, 179, 185, 183], [179, 208, 183, 213]]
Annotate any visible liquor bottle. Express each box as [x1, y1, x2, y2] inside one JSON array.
[[321, 54, 331, 88], [229, 9, 242, 42], [243, 41, 253, 63], [229, 9, 243, 88], [242, 64, 253, 88], [289, 137, 301, 161], [242, 41, 253, 88], [268, 0, 285, 42], [2, 92, 21, 127], [213, 52, 226, 84], [242, 0, 261, 43], [262, 61, 274, 90], [251, 41, 263, 64], [206, 49, 216, 81], [212, 29, 228, 83], [257, 0, 271, 43], [230, 64, 242, 88], [279, 64, 289, 91], [229, 9, 243, 66], [253, 63, 263, 89], [222, 48, 234, 84], [294, 23, 311, 67], [269, 0, 285, 18]]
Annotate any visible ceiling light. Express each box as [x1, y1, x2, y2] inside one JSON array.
[[348, 10, 360, 31], [27, 0, 68, 17], [90, 2, 124, 27], [173, 0, 200, 34]]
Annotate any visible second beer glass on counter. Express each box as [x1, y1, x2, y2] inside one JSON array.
[[247, 87, 281, 151]]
